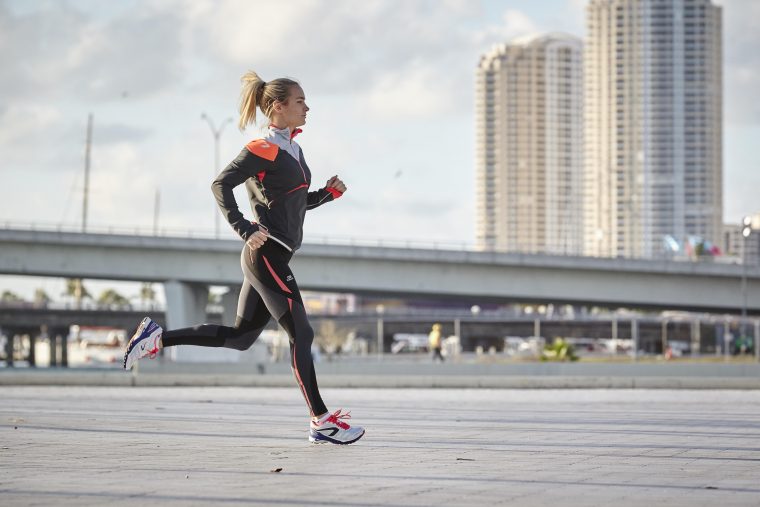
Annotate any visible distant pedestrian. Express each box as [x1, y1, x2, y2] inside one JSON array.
[[123, 71, 364, 445], [429, 323, 445, 362]]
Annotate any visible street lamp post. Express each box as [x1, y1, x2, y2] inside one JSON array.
[[201, 113, 233, 239], [741, 216, 752, 355], [375, 304, 385, 360], [470, 305, 481, 354]]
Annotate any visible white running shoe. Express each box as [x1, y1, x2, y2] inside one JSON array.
[[123, 317, 163, 370], [309, 409, 365, 445]]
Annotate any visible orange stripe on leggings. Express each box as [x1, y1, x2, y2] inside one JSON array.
[[262, 255, 292, 294], [292, 342, 313, 416]]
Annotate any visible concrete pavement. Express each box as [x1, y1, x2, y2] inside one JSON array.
[[2, 387, 760, 506]]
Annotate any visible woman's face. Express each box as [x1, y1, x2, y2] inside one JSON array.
[[276, 85, 309, 130]]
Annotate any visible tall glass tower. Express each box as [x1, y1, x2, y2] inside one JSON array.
[[584, 0, 722, 258], [476, 33, 584, 255]]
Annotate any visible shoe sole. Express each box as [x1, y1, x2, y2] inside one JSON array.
[[123, 317, 152, 370], [309, 429, 365, 445]]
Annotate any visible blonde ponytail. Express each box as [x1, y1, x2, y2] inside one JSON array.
[[238, 71, 265, 131], [238, 70, 300, 131]]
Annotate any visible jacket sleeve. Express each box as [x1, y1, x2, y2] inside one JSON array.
[[306, 187, 342, 210], [211, 148, 263, 240]]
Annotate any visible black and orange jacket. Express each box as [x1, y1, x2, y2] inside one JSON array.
[[212, 125, 342, 251]]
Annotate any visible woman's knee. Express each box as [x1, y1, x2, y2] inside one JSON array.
[[223, 336, 254, 351], [223, 328, 261, 351]]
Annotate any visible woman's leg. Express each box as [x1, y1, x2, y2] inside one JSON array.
[[243, 242, 327, 418], [161, 281, 272, 351]]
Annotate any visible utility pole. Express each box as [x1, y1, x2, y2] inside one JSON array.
[[153, 188, 160, 236], [75, 114, 93, 312], [82, 113, 93, 233]]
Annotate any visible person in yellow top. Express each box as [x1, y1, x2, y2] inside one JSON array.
[[429, 323, 444, 362]]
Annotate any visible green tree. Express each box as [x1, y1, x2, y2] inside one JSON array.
[[97, 289, 131, 308], [33, 288, 51, 307], [1, 290, 24, 303], [62, 278, 92, 307], [138, 282, 157, 308], [208, 290, 222, 305], [317, 320, 350, 355]]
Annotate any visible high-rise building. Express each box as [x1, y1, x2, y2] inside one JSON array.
[[584, 0, 722, 258], [475, 33, 583, 255]]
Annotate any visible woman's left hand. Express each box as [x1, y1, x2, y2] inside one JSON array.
[[325, 175, 347, 194]]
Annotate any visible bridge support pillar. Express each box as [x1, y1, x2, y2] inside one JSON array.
[[164, 281, 206, 362], [163, 281, 240, 363], [631, 320, 639, 361], [5, 334, 14, 367], [164, 280, 208, 331], [691, 319, 701, 357], [221, 286, 241, 326]]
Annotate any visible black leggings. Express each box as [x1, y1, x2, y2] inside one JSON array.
[[162, 240, 327, 418]]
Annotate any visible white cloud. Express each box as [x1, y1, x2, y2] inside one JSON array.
[[709, 0, 760, 124], [0, 1, 185, 103], [87, 144, 153, 219], [362, 64, 458, 120], [179, 0, 485, 98], [473, 8, 543, 48], [0, 104, 61, 144], [305, 185, 471, 246]]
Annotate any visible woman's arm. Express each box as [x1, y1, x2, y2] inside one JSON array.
[[307, 175, 346, 210], [211, 149, 263, 240]]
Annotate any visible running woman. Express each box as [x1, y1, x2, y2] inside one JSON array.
[[123, 71, 364, 445]]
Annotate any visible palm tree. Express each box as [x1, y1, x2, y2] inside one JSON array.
[[138, 282, 157, 309], [1, 290, 23, 303], [208, 290, 222, 306], [33, 288, 51, 307], [62, 278, 92, 308], [97, 289, 131, 308]]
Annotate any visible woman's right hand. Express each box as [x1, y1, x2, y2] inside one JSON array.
[[246, 229, 269, 250]]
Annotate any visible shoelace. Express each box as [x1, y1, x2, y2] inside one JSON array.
[[324, 409, 352, 430]]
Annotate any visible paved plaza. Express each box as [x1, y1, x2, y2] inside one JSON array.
[[2, 386, 760, 506]]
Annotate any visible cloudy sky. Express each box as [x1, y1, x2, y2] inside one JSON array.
[[1, 0, 758, 299]]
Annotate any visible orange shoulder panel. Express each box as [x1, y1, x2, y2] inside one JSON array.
[[246, 139, 279, 161]]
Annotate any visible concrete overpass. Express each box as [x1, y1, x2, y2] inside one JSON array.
[[2, 227, 759, 347], [2, 227, 759, 310]]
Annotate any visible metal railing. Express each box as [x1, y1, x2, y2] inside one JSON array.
[[1, 220, 475, 252], [4, 220, 747, 263]]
